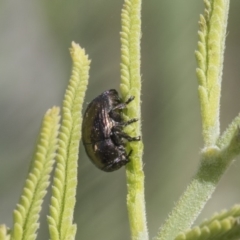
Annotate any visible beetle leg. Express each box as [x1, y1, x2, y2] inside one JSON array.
[[125, 96, 135, 104], [116, 118, 138, 127], [112, 126, 141, 142], [118, 132, 141, 142], [110, 96, 135, 111], [109, 96, 135, 121], [127, 149, 133, 158]]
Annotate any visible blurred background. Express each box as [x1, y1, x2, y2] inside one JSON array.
[[0, 0, 240, 239]]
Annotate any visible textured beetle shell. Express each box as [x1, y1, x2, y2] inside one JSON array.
[[82, 89, 128, 171]]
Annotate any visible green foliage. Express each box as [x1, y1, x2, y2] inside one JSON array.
[[0, 225, 10, 240], [175, 205, 240, 240], [155, 1, 240, 240], [120, 0, 148, 240], [10, 107, 60, 240], [217, 114, 240, 150], [47, 42, 90, 240], [195, 0, 229, 146], [1, 1, 240, 240]]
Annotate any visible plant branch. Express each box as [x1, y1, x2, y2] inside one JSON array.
[[48, 42, 90, 240], [120, 0, 148, 240], [155, 1, 233, 239]]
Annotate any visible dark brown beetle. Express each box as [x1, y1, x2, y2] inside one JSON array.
[[82, 89, 140, 172]]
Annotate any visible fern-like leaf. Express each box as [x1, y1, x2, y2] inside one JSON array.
[[120, 1, 148, 240], [48, 42, 90, 240], [154, 1, 231, 240], [195, 0, 230, 146], [10, 107, 60, 240], [0, 225, 10, 240], [217, 113, 240, 150], [175, 205, 240, 240]]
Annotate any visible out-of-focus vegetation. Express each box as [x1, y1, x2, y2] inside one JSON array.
[[0, 1, 240, 239]]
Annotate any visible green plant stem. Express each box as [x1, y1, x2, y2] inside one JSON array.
[[155, 1, 232, 239], [156, 124, 240, 240], [155, 144, 235, 240], [196, 0, 230, 146], [11, 107, 60, 240], [48, 42, 90, 240], [120, 0, 148, 240]]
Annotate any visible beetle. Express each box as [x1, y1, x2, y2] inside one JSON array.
[[82, 89, 140, 172]]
